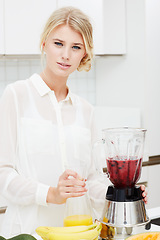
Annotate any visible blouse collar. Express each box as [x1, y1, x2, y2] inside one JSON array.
[[30, 73, 76, 105]]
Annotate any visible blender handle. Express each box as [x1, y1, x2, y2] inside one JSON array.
[[93, 139, 110, 178]]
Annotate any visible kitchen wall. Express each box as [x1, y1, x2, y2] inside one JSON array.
[[0, 0, 160, 157], [96, 0, 147, 146], [96, 0, 160, 157], [145, 0, 160, 156]]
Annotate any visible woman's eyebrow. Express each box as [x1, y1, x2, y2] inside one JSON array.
[[53, 38, 84, 46], [73, 42, 84, 46], [53, 38, 64, 42]]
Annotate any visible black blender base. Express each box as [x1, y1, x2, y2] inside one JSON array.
[[106, 185, 143, 202]]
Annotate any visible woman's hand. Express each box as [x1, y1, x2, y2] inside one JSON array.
[[46, 169, 87, 204], [140, 184, 147, 204]]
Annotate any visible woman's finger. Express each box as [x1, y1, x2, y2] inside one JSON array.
[[60, 169, 83, 181], [64, 186, 87, 193], [140, 184, 148, 204], [65, 191, 87, 198], [63, 178, 86, 188], [140, 184, 145, 192]]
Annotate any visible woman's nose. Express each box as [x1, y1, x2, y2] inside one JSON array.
[[62, 47, 70, 60]]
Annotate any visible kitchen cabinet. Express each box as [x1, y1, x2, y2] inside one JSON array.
[[3, 0, 126, 55], [4, 0, 57, 54], [58, 0, 126, 55], [0, 0, 4, 54]]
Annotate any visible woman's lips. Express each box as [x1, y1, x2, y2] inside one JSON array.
[[57, 62, 71, 69]]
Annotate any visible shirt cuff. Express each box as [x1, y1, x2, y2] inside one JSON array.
[[36, 183, 50, 206]]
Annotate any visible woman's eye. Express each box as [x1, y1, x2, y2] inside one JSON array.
[[72, 46, 81, 50], [54, 42, 63, 47]]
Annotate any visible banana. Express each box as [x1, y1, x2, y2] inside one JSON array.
[[36, 223, 98, 239], [36, 227, 52, 240], [47, 222, 102, 240]]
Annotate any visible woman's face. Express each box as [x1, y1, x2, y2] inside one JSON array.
[[44, 24, 86, 79]]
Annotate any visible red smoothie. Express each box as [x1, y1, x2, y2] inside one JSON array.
[[106, 157, 142, 188]]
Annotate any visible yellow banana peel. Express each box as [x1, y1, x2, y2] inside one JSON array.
[[47, 222, 102, 240], [36, 222, 102, 240], [36, 223, 97, 237]]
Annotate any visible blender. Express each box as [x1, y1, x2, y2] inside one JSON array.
[[99, 127, 150, 237]]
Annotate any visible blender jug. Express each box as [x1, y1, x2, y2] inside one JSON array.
[[97, 127, 150, 236], [103, 127, 146, 189]]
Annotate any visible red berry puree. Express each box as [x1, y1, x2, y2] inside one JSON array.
[[106, 157, 142, 188]]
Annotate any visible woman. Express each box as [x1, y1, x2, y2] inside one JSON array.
[[0, 7, 147, 238]]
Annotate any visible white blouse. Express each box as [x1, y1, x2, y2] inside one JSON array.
[[0, 74, 107, 238]]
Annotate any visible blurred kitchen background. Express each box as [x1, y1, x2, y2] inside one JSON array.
[[0, 0, 160, 211]]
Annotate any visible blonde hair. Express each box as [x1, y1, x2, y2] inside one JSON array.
[[40, 7, 93, 72]]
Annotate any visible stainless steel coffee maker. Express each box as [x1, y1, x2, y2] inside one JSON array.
[[96, 127, 150, 238]]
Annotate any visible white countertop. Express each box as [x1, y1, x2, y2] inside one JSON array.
[[149, 224, 160, 231]]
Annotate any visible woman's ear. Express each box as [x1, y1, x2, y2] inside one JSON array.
[[42, 42, 46, 51]]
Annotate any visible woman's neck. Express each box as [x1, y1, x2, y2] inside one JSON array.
[[40, 70, 68, 102]]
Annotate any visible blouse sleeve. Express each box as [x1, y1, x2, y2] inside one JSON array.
[[0, 85, 49, 206]]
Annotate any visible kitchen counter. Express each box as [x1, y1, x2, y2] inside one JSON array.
[[32, 207, 160, 240], [143, 155, 160, 166]]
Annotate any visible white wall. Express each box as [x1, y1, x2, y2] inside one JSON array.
[[96, 0, 160, 157], [145, 0, 160, 156], [96, 0, 145, 107]]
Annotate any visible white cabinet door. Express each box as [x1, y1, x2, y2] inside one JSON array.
[[147, 165, 160, 209], [57, 0, 126, 55], [0, 0, 4, 54], [4, 0, 57, 54], [103, 0, 126, 55]]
